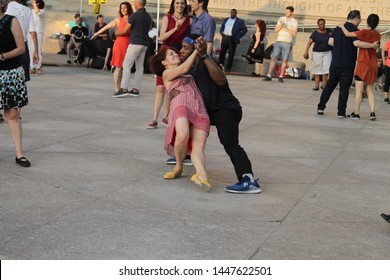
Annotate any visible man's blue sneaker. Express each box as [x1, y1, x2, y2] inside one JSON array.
[[225, 176, 261, 194], [165, 155, 193, 166]]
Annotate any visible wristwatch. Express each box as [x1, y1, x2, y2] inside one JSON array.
[[201, 54, 210, 61]]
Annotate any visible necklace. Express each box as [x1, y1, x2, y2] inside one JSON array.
[[173, 14, 183, 20]]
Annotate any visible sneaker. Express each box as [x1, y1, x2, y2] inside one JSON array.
[[370, 112, 376, 121], [183, 157, 193, 166], [278, 77, 284, 83], [384, 98, 389, 104], [225, 176, 261, 194], [165, 157, 176, 165], [317, 109, 324, 115], [338, 114, 346, 119], [165, 155, 193, 166], [161, 118, 168, 127], [263, 76, 272, 81], [348, 112, 360, 120], [129, 89, 140, 97], [112, 89, 129, 98], [146, 120, 158, 129]]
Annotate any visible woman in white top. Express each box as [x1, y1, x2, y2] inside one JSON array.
[[28, 0, 45, 74]]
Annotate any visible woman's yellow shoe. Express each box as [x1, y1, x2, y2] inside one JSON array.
[[164, 167, 183, 179], [191, 173, 212, 191]]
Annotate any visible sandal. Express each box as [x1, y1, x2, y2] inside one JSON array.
[[36, 68, 42, 75], [191, 173, 212, 192], [164, 167, 182, 179], [15, 156, 31, 167]]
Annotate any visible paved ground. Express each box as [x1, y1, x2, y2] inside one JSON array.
[[0, 53, 389, 260]]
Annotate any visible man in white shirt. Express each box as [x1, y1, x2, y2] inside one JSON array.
[[6, 0, 38, 82], [263, 6, 297, 83]]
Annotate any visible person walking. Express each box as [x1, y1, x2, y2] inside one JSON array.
[[317, 10, 379, 118], [146, 0, 191, 129], [339, 14, 381, 120], [263, 6, 297, 83], [303, 18, 332, 90], [113, 0, 152, 98], [92, 2, 133, 94], [28, 0, 45, 75], [218, 9, 247, 72], [0, 0, 31, 167], [6, 0, 38, 82]]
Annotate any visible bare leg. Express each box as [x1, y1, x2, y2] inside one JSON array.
[[366, 84, 376, 113], [190, 127, 208, 180], [254, 62, 260, 74], [164, 117, 189, 179], [354, 80, 364, 114], [103, 48, 111, 71], [267, 58, 277, 76], [280, 60, 288, 77], [4, 108, 24, 158], [314, 75, 320, 89], [113, 67, 122, 92], [152, 85, 165, 121]]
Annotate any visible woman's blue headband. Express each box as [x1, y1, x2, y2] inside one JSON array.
[[183, 37, 196, 46]]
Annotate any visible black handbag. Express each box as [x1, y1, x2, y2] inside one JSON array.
[[91, 55, 105, 69]]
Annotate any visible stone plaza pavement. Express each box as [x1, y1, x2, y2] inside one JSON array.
[[0, 54, 390, 260]]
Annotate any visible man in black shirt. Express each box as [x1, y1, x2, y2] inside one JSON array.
[[179, 34, 261, 194], [66, 15, 88, 64]]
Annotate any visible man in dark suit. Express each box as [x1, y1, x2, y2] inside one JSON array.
[[218, 9, 247, 72]]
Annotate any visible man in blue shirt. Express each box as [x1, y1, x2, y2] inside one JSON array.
[[317, 10, 379, 118], [218, 9, 247, 72], [190, 0, 216, 55]]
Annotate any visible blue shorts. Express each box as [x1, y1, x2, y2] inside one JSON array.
[[271, 41, 292, 61]]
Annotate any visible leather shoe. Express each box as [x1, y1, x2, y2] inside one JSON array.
[[15, 156, 31, 167]]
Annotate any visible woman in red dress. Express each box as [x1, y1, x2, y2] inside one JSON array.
[[92, 2, 133, 94], [340, 14, 381, 120], [147, 0, 191, 129], [150, 44, 212, 191]]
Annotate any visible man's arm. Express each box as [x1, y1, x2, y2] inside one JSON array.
[[116, 22, 131, 36], [354, 40, 379, 49], [28, 11, 39, 64], [328, 37, 334, 47], [238, 19, 248, 39], [195, 37, 226, 86]]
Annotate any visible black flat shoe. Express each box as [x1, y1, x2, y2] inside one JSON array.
[[381, 213, 390, 223], [15, 156, 31, 167]]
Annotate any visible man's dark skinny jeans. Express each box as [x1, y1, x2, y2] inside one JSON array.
[[318, 65, 354, 116], [209, 108, 253, 180]]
